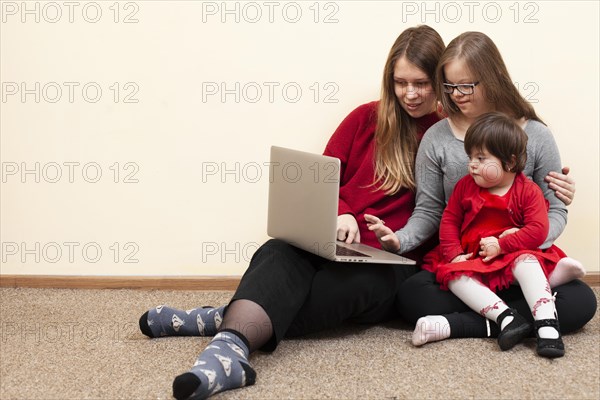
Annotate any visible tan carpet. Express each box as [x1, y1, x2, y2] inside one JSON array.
[[1, 287, 598, 400]]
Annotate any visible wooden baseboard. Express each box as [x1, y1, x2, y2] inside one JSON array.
[[584, 272, 600, 287], [0, 275, 241, 290], [1, 272, 598, 290]]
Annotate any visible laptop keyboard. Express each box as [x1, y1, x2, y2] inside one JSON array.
[[336, 244, 372, 258]]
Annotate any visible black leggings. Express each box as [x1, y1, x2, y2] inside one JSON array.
[[231, 239, 419, 351], [397, 270, 597, 337]]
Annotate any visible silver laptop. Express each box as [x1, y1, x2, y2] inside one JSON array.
[[267, 146, 416, 264]]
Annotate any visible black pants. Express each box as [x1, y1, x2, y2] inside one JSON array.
[[231, 239, 419, 351], [397, 270, 597, 338]]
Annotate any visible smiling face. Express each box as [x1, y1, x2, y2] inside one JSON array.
[[393, 57, 437, 118], [443, 58, 494, 120]]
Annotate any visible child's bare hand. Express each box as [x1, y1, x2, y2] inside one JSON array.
[[364, 214, 400, 252], [479, 236, 501, 262], [451, 253, 472, 263], [499, 227, 520, 238]]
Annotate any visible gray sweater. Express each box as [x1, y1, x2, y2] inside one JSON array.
[[395, 118, 567, 254]]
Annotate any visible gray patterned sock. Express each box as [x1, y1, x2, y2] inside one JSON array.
[[172, 329, 256, 400], [139, 305, 225, 338]]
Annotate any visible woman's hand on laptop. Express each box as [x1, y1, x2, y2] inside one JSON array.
[[337, 214, 361, 243], [364, 214, 400, 252]]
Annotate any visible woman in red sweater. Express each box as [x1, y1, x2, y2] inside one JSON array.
[[139, 25, 445, 400]]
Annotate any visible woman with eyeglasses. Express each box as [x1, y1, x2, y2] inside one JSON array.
[[367, 31, 596, 348]]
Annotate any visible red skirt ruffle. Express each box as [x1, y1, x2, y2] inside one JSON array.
[[422, 245, 566, 292]]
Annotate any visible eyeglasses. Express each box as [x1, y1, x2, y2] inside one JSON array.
[[443, 82, 480, 95]]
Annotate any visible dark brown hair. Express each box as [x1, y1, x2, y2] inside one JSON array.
[[464, 112, 528, 173]]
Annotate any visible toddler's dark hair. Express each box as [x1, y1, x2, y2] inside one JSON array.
[[464, 112, 528, 173]]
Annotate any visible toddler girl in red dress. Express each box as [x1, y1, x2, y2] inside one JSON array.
[[422, 112, 578, 358]]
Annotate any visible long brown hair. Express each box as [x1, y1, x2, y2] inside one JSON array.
[[436, 31, 543, 124], [374, 25, 444, 194]]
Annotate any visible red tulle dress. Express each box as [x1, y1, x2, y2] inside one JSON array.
[[423, 180, 566, 292]]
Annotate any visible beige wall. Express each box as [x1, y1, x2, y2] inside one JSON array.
[[1, 1, 598, 276]]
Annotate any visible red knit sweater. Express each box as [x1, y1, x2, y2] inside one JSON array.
[[323, 101, 441, 259], [439, 172, 550, 263]]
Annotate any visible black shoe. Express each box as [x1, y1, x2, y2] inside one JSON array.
[[496, 308, 533, 351], [534, 319, 565, 358]]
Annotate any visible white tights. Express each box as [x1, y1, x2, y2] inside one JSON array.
[[448, 255, 558, 338], [412, 255, 571, 346]]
